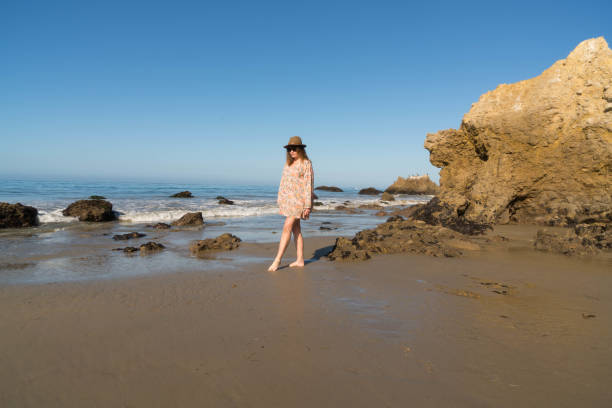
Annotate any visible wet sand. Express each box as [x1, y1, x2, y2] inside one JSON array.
[[1, 226, 611, 407]]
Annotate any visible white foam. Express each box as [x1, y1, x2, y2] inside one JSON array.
[[38, 209, 79, 224]]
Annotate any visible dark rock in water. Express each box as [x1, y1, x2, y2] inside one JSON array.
[[113, 232, 146, 241], [358, 187, 382, 195], [89, 195, 106, 200], [384, 176, 439, 195], [190, 233, 241, 256], [313, 201, 323, 206], [171, 191, 193, 198], [534, 223, 611, 256], [113, 246, 139, 253], [217, 197, 234, 205], [148, 223, 171, 229], [320, 226, 337, 230], [381, 192, 395, 201], [62, 200, 116, 222], [315, 186, 343, 192], [0, 202, 39, 228], [171, 212, 204, 226], [358, 203, 383, 210], [328, 218, 477, 261], [139, 242, 165, 254], [312, 193, 319, 199], [408, 197, 492, 235]]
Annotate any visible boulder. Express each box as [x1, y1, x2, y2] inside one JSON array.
[[217, 197, 234, 205], [171, 212, 204, 226], [171, 191, 193, 198], [113, 232, 146, 241], [534, 223, 611, 256], [0, 202, 39, 228], [313, 201, 324, 206], [358, 187, 382, 195], [315, 186, 343, 192], [384, 175, 439, 195], [381, 192, 395, 201], [62, 200, 116, 222], [190, 233, 242, 256], [328, 218, 473, 261], [139, 242, 165, 254], [422, 37, 612, 228]]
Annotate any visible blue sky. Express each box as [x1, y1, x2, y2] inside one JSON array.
[[1, 0, 610, 187]]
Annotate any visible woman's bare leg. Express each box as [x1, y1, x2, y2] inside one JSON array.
[[289, 219, 304, 267], [268, 216, 297, 272]]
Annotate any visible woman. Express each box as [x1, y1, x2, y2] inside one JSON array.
[[268, 136, 314, 272]]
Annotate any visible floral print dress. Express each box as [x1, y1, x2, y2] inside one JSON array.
[[277, 159, 314, 219]]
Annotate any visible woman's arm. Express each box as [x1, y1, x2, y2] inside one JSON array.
[[303, 160, 314, 209]]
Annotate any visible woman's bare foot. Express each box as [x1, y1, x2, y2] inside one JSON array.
[[267, 260, 280, 272], [289, 260, 304, 267]]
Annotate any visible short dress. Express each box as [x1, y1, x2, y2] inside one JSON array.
[[277, 159, 314, 219]]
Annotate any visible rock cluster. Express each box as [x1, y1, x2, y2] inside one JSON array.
[[315, 186, 343, 192], [384, 175, 439, 195], [171, 212, 204, 226], [112, 232, 146, 241], [190, 233, 242, 257], [62, 200, 116, 222], [148, 223, 171, 229], [328, 216, 478, 261], [0, 202, 39, 228], [534, 223, 611, 256], [422, 37, 612, 228], [171, 191, 193, 198], [114, 241, 165, 254], [358, 187, 382, 195]]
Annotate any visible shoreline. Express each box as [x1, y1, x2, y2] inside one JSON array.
[[1, 227, 611, 407]]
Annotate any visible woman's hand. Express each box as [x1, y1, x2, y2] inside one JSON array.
[[303, 208, 311, 219]]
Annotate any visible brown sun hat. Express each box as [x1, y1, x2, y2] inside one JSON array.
[[284, 136, 306, 148]]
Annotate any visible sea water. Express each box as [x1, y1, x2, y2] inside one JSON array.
[[0, 178, 432, 284]]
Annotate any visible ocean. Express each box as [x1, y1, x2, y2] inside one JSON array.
[[0, 178, 431, 284]]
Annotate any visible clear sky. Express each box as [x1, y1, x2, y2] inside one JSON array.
[[1, 0, 610, 187]]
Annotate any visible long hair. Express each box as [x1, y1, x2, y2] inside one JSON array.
[[286, 147, 309, 166]]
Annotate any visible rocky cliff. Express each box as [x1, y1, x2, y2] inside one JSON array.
[[423, 37, 612, 228]]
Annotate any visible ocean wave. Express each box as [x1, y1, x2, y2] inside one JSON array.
[[37, 209, 79, 224]]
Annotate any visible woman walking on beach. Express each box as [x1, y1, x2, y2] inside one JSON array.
[[268, 136, 314, 272]]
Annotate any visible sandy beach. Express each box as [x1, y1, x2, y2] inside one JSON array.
[[1, 226, 610, 407]]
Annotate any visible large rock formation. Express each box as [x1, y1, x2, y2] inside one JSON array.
[[62, 200, 116, 222], [0, 202, 39, 228], [423, 37, 611, 228], [385, 175, 439, 195]]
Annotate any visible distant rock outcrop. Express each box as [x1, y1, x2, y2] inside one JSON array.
[[62, 200, 116, 222], [171, 212, 204, 226], [171, 191, 193, 198], [384, 175, 439, 195], [358, 187, 382, 195], [113, 232, 146, 241], [0, 202, 39, 228], [420, 37, 612, 229], [315, 186, 343, 192]]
